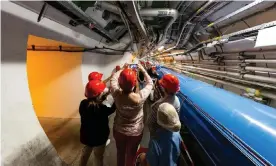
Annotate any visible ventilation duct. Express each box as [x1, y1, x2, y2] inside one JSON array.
[[139, 8, 179, 45]]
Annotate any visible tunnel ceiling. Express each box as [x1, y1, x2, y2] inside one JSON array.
[[43, 1, 276, 57]]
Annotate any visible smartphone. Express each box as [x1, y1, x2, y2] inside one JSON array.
[[129, 64, 138, 70]]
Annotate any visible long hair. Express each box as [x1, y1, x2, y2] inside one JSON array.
[[87, 92, 109, 108], [87, 97, 100, 109]]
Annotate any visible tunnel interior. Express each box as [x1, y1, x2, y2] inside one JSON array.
[[1, 1, 276, 166]]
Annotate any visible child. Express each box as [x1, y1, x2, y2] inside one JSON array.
[[140, 103, 182, 166], [79, 80, 116, 166]]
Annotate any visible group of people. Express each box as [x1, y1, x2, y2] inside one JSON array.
[[79, 62, 182, 166]]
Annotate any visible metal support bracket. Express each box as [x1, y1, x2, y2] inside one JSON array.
[[37, 3, 47, 22]]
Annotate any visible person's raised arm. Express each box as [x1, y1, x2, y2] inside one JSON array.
[[102, 103, 116, 116], [110, 70, 121, 97], [138, 64, 153, 102], [110, 63, 128, 97], [103, 75, 112, 84]]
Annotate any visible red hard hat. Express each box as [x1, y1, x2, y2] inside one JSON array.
[[88, 72, 103, 81], [119, 68, 137, 92], [159, 74, 180, 93], [116, 65, 121, 71], [152, 66, 156, 71], [85, 80, 106, 98]]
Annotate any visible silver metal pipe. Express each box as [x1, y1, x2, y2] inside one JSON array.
[[168, 65, 276, 99], [151, 1, 214, 57], [180, 63, 276, 73], [176, 1, 185, 10], [58, 0, 117, 42], [181, 63, 239, 70], [178, 64, 276, 84], [95, 1, 120, 15], [180, 24, 196, 47], [216, 59, 276, 64], [176, 23, 189, 46], [139, 8, 179, 44], [119, 9, 134, 47], [177, 0, 214, 47], [176, 1, 194, 43], [95, 1, 135, 48], [198, 1, 230, 21], [243, 75, 276, 84], [126, 1, 149, 43], [195, 0, 269, 33], [169, 65, 276, 90], [245, 66, 276, 73], [213, 50, 276, 56], [179, 65, 240, 77], [193, 0, 215, 18], [200, 21, 276, 43], [179, 70, 276, 100], [245, 59, 276, 64]]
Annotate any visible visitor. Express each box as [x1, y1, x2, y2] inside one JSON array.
[[79, 80, 116, 166], [110, 63, 153, 166]]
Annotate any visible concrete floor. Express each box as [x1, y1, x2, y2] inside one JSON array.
[[37, 101, 152, 166], [38, 114, 150, 166], [38, 115, 117, 166]]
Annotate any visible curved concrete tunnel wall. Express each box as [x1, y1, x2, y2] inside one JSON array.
[[1, 1, 131, 165]]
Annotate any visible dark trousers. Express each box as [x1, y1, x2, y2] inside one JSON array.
[[113, 129, 143, 166]]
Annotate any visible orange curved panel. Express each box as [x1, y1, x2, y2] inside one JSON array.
[[26, 35, 84, 164], [27, 35, 84, 118]]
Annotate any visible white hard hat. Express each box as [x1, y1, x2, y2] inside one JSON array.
[[157, 103, 181, 132]]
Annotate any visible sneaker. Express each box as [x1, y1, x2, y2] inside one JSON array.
[[106, 139, 110, 146]]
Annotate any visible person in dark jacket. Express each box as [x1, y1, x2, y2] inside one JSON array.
[[147, 66, 159, 79], [79, 80, 116, 166]]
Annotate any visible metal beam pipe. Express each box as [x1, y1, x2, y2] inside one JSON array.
[[178, 0, 215, 47], [211, 59, 276, 64], [180, 70, 276, 100], [211, 50, 276, 56], [181, 63, 239, 70], [192, 0, 215, 20], [179, 65, 240, 77], [168, 65, 276, 98], [152, 0, 214, 57], [126, 0, 149, 43], [198, 1, 230, 21], [169, 64, 276, 90], [139, 8, 179, 44], [118, 8, 134, 49], [180, 63, 276, 73], [159, 68, 276, 165], [245, 66, 276, 73], [57, 0, 117, 42], [180, 24, 196, 47], [95, 1, 120, 15], [243, 75, 276, 84], [179, 65, 276, 84], [245, 59, 276, 64], [196, 0, 268, 33]]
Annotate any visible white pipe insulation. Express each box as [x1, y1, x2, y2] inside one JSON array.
[[139, 8, 179, 45]]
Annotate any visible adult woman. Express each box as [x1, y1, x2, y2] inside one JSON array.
[[79, 80, 116, 166], [110, 64, 153, 166], [147, 74, 181, 138]]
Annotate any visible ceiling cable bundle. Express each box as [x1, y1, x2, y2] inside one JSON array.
[[27, 45, 131, 53]]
